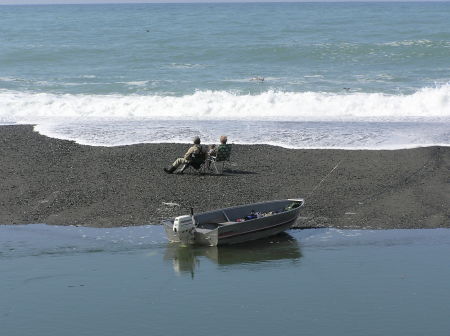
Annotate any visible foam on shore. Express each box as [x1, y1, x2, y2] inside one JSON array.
[[1, 86, 449, 149]]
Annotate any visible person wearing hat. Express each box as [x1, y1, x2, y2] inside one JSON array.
[[163, 136, 203, 174]]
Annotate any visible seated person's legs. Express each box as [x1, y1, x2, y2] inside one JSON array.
[[164, 157, 189, 174], [172, 157, 188, 168], [163, 136, 203, 174]]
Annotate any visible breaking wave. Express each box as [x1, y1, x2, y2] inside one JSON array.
[[0, 85, 449, 124]]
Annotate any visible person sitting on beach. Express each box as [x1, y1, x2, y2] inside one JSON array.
[[208, 135, 228, 157], [163, 136, 203, 174], [205, 135, 230, 170]]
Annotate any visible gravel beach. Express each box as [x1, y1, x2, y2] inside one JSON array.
[[1, 125, 448, 229]]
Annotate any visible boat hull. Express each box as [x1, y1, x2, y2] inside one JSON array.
[[216, 217, 296, 246]]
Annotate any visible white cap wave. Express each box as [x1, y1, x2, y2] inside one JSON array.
[[0, 85, 449, 123]]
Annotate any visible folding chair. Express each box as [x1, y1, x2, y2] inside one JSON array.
[[208, 144, 232, 175], [179, 150, 207, 174]]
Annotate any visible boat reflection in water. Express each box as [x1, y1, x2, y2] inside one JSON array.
[[163, 232, 302, 277]]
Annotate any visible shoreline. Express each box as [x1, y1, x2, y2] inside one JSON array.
[[31, 122, 450, 151], [1, 125, 449, 229]]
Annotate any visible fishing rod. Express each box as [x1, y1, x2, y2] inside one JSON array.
[[307, 160, 343, 197]]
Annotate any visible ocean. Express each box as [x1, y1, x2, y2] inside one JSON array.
[[0, 2, 449, 149]]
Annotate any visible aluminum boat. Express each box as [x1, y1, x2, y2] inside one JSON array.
[[163, 198, 304, 246]]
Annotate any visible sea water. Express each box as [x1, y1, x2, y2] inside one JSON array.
[[0, 2, 449, 149], [1, 225, 450, 336]]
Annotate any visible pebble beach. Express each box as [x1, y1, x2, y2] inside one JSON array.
[[1, 125, 448, 229]]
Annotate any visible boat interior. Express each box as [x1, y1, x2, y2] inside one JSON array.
[[194, 199, 303, 231]]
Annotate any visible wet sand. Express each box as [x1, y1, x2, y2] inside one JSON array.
[[0, 125, 448, 229]]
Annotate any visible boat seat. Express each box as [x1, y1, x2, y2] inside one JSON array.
[[198, 221, 236, 230], [218, 221, 237, 226]]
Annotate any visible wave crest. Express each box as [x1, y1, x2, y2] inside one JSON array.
[[1, 85, 449, 123]]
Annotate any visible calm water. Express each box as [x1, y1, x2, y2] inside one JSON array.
[[1, 224, 450, 336], [0, 3, 449, 148]]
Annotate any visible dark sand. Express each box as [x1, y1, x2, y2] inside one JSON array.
[[1, 125, 449, 229]]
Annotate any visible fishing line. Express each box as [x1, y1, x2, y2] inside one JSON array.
[[308, 160, 343, 197], [353, 156, 434, 206]]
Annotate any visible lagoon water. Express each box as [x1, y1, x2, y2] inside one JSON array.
[[1, 2, 450, 149], [1, 225, 450, 336]]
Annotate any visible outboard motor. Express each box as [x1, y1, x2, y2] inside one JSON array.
[[173, 215, 195, 245]]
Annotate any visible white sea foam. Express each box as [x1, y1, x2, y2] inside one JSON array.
[[31, 117, 449, 149], [169, 63, 206, 69], [0, 85, 449, 124], [304, 75, 324, 78], [0, 77, 18, 82], [126, 81, 148, 86], [1, 87, 449, 148], [381, 39, 438, 47]]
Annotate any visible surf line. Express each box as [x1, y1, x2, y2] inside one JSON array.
[[308, 160, 343, 197]]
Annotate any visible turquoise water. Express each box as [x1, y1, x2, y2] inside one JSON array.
[[1, 3, 449, 147], [1, 3, 450, 95], [1, 225, 450, 336]]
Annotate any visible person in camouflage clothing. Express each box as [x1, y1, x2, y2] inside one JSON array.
[[163, 136, 203, 174]]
